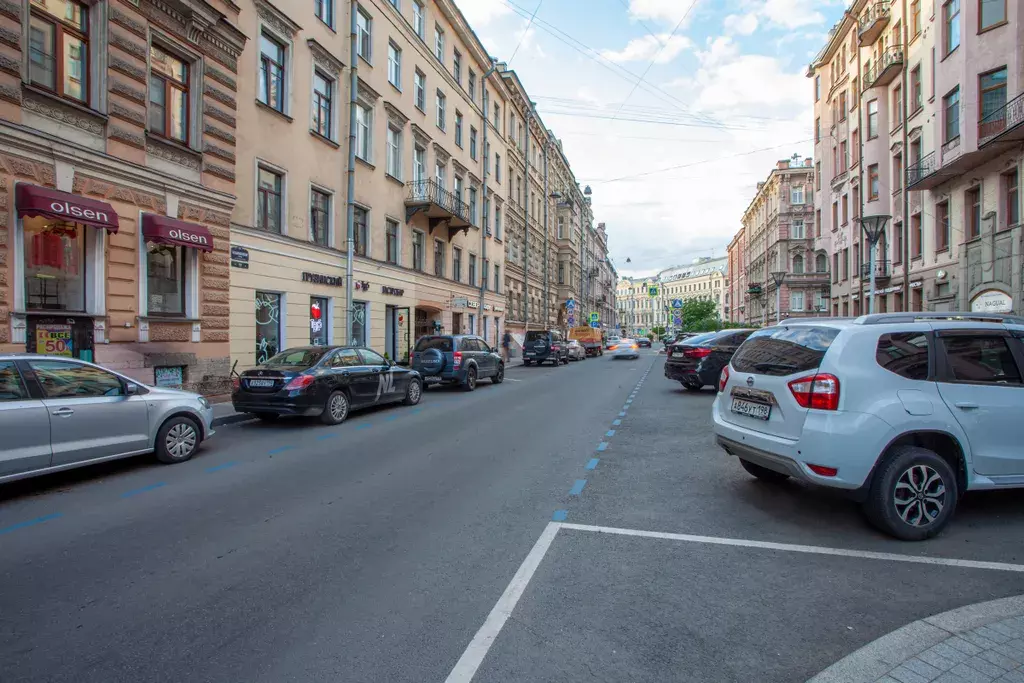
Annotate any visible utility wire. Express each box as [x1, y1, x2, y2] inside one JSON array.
[[507, 0, 544, 66]]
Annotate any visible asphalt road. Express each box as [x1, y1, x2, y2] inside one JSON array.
[[2, 352, 1023, 683]]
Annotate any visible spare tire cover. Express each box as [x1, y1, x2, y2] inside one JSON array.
[[420, 348, 445, 374]]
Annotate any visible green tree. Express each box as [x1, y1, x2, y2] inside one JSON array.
[[680, 299, 719, 331]]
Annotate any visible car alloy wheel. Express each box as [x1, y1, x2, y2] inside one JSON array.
[[465, 368, 477, 391], [165, 422, 197, 459], [493, 364, 505, 384], [893, 464, 946, 527], [404, 379, 422, 405], [321, 391, 349, 425]]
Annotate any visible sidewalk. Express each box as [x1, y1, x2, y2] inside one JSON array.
[[810, 595, 1024, 683], [209, 396, 254, 428]]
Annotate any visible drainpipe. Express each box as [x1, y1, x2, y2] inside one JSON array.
[[345, 0, 358, 343], [543, 135, 550, 329], [855, 18, 866, 316], [523, 105, 532, 336], [901, 0, 911, 310], [479, 60, 497, 336]]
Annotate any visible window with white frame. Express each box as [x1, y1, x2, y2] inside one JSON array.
[[494, 264, 500, 293], [434, 25, 444, 61], [312, 70, 334, 139], [495, 154, 501, 183], [435, 161, 446, 191], [469, 126, 477, 159], [355, 103, 372, 161], [413, 145, 426, 183], [413, 1, 425, 39], [453, 246, 462, 281], [258, 32, 286, 112], [414, 69, 426, 110], [790, 185, 805, 204], [386, 125, 402, 179], [468, 69, 476, 101], [791, 218, 805, 239], [495, 205, 502, 239], [388, 0, 399, 8], [453, 49, 461, 84], [469, 186, 478, 224], [436, 90, 446, 130], [356, 8, 372, 61], [792, 254, 804, 274], [315, 0, 334, 28], [454, 175, 463, 203], [413, 231, 425, 270], [310, 187, 331, 246], [790, 291, 805, 311], [144, 240, 190, 316], [454, 111, 463, 146], [433, 239, 446, 277], [557, 215, 565, 239], [387, 41, 401, 89]]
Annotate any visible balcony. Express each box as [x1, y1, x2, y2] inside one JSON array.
[[786, 270, 831, 286], [863, 47, 903, 89], [979, 92, 1024, 147], [405, 179, 472, 240], [861, 260, 891, 281], [747, 283, 763, 296], [858, 2, 890, 44], [907, 151, 940, 189]]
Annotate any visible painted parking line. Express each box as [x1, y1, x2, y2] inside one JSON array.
[[0, 513, 62, 536], [354, 424, 373, 431], [596, 442, 609, 452], [606, 430, 616, 437], [121, 482, 166, 499], [552, 510, 568, 522], [618, 411, 627, 417], [569, 480, 587, 496], [205, 462, 239, 473], [505, 378, 523, 382], [316, 433, 337, 441], [268, 446, 294, 454], [612, 419, 622, 426], [585, 458, 600, 470]]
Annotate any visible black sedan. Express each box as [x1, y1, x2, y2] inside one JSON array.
[[233, 346, 422, 424], [664, 329, 754, 390], [637, 338, 652, 348]]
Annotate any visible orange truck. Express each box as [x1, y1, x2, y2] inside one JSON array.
[[569, 326, 604, 356]]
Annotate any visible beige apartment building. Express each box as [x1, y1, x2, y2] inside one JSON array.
[[616, 257, 726, 336], [808, 0, 1022, 317]]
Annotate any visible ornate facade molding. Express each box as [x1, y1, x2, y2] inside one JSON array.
[[0, 0, 20, 22], [109, 125, 147, 149], [110, 6, 147, 37], [357, 77, 381, 105], [451, 159, 467, 176], [203, 141, 235, 162], [383, 101, 409, 128], [204, 122, 236, 144], [147, 135, 202, 169], [109, 101, 146, 126], [109, 29, 148, 61], [110, 79, 148, 105], [410, 123, 431, 146], [203, 161, 235, 181], [0, 25, 19, 50], [137, 0, 245, 70], [23, 89, 106, 135], [255, 0, 301, 37], [307, 38, 344, 75], [204, 103, 236, 127], [205, 65, 237, 91], [432, 142, 451, 164], [110, 55, 148, 84], [203, 81, 236, 109]]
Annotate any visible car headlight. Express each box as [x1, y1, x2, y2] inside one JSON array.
[[198, 396, 210, 409]]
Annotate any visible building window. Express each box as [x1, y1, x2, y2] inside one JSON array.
[[454, 175, 463, 203], [494, 265, 500, 293], [790, 291, 805, 312], [312, 70, 333, 139], [791, 219, 805, 239], [355, 103, 372, 161], [494, 102, 500, 129], [255, 291, 282, 364], [468, 69, 476, 102], [315, 0, 334, 28], [357, 9, 372, 61], [842, 194, 849, 224], [894, 221, 904, 263], [816, 253, 827, 273], [455, 111, 463, 146], [388, 0, 399, 8], [144, 242, 186, 316], [868, 164, 879, 200], [910, 0, 921, 37], [413, 145, 426, 183], [453, 48, 461, 84], [469, 126, 477, 159], [911, 65, 922, 112], [148, 45, 189, 144], [980, 0, 1005, 29], [936, 200, 950, 249], [413, 231, 424, 270], [943, 0, 960, 54], [495, 154, 501, 183], [495, 206, 502, 239], [1004, 169, 1019, 229], [385, 218, 399, 264], [839, 91, 847, 121], [413, 1, 425, 39], [258, 33, 286, 112], [867, 99, 879, 138], [453, 246, 462, 281], [469, 187, 477, 225], [436, 90, 446, 130], [433, 239, 446, 277], [790, 185, 804, 204], [414, 69, 426, 111], [892, 85, 903, 125], [558, 261, 565, 284], [23, 217, 87, 312], [815, 162, 821, 190], [980, 68, 1007, 125], [353, 206, 368, 257], [893, 154, 903, 191], [386, 125, 402, 179], [943, 87, 960, 143], [469, 253, 477, 285], [814, 117, 820, 143], [434, 25, 444, 61], [435, 161, 446, 191], [815, 208, 821, 237], [557, 215, 565, 239], [28, 0, 89, 103], [911, 214, 922, 258], [967, 186, 981, 239], [310, 187, 330, 246], [387, 42, 401, 89], [310, 296, 329, 345], [257, 166, 283, 232], [351, 301, 367, 346]]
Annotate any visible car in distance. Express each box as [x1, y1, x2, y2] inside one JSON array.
[[605, 336, 622, 350], [665, 329, 754, 390], [411, 335, 504, 390], [567, 339, 587, 361], [637, 337, 652, 349], [713, 312, 1024, 541], [233, 346, 422, 424], [610, 338, 640, 360], [523, 330, 570, 366], [1, 354, 215, 484]]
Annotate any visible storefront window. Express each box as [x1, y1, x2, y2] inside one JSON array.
[[351, 301, 367, 346], [146, 243, 186, 315], [24, 216, 86, 311], [256, 291, 281, 364], [310, 296, 329, 345]]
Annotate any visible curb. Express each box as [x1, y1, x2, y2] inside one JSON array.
[[212, 412, 255, 428], [808, 594, 1024, 682]]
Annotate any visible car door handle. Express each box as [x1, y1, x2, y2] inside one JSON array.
[[954, 402, 979, 410], [51, 407, 74, 417]]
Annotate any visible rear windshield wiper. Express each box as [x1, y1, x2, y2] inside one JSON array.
[[750, 362, 799, 372]]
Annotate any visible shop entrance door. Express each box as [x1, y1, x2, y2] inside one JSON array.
[[452, 312, 463, 335], [385, 305, 396, 360]]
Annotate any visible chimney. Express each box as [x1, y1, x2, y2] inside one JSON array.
[[804, 157, 812, 167], [777, 159, 790, 170]]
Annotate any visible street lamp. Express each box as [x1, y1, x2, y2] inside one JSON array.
[[769, 271, 786, 325], [857, 215, 891, 315]]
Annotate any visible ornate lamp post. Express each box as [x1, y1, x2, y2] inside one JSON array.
[[856, 215, 891, 314], [769, 271, 786, 324]]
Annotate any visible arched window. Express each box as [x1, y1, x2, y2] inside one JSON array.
[[815, 253, 828, 273], [792, 255, 805, 274]]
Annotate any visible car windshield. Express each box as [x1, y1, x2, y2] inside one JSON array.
[[414, 337, 454, 352], [261, 348, 329, 367], [731, 325, 840, 376]]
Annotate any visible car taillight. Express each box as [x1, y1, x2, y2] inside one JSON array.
[[232, 376, 241, 391], [807, 464, 838, 477], [719, 366, 729, 393], [631, 344, 638, 349], [609, 344, 618, 350], [788, 373, 840, 410], [284, 375, 315, 391], [453, 351, 462, 368], [684, 347, 712, 359]]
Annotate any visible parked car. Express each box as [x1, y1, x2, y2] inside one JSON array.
[[523, 330, 570, 366], [605, 336, 622, 350], [637, 338, 652, 348], [713, 312, 1024, 541], [610, 338, 640, 359], [410, 335, 504, 390], [0, 355, 214, 484], [665, 329, 754, 390], [233, 345, 422, 424], [567, 339, 587, 361]]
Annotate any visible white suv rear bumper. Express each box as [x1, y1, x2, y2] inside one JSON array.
[[711, 395, 896, 490]]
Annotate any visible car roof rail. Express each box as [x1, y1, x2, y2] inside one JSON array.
[[776, 317, 854, 325], [856, 312, 1024, 325]]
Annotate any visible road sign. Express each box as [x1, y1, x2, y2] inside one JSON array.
[[671, 298, 683, 309], [566, 299, 576, 311], [567, 314, 576, 327], [672, 315, 683, 326], [589, 312, 599, 323], [648, 286, 658, 297], [590, 321, 600, 329]]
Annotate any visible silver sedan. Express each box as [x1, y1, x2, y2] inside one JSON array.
[[567, 340, 587, 361], [610, 339, 640, 359], [0, 354, 215, 484]]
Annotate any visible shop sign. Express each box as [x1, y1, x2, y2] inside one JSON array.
[[971, 289, 1013, 314], [382, 285, 405, 296], [154, 366, 185, 388], [484, 304, 492, 311], [35, 323, 73, 357], [468, 300, 479, 308], [452, 297, 469, 308], [354, 281, 371, 291], [302, 272, 344, 286], [230, 246, 249, 269]]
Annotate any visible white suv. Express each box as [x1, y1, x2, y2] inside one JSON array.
[[712, 312, 1024, 541]]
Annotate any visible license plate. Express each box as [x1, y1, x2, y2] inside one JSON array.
[[247, 379, 275, 388], [425, 376, 441, 382], [525, 352, 535, 356], [731, 398, 771, 420]]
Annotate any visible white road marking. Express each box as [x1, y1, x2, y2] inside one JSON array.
[[504, 378, 523, 382], [558, 523, 1024, 573], [444, 522, 562, 683]]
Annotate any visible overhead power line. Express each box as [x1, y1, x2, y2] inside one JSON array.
[[507, 0, 544, 66]]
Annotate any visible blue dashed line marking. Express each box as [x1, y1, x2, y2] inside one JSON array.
[[552, 510, 568, 521], [355, 424, 373, 430], [384, 415, 400, 422], [316, 433, 337, 441], [586, 458, 600, 470], [206, 462, 238, 473], [619, 411, 627, 417], [569, 479, 587, 496], [606, 430, 616, 437], [0, 513, 62, 535], [121, 482, 166, 498], [613, 419, 622, 426], [597, 442, 609, 452], [411, 408, 423, 414], [268, 446, 293, 454]]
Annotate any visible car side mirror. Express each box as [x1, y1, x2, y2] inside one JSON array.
[[126, 382, 139, 396]]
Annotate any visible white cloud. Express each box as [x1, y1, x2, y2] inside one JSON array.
[[723, 12, 759, 35], [600, 34, 692, 64], [452, 0, 512, 28], [627, 0, 699, 24]]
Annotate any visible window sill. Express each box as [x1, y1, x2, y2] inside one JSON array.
[[138, 315, 202, 323], [316, 17, 336, 32], [935, 247, 950, 255], [979, 21, 1008, 35], [356, 156, 376, 170], [911, 255, 923, 262], [940, 46, 959, 63], [415, 104, 426, 115], [146, 130, 202, 158], [908, 106, 924, 122], [22, 83, 108, 126], [256, 99, 293, 122], [17, 310, 103, 318], [358, 54, 373, 68], [389, 82, 402, 94], [385, 172, 404, 186], [310, 130, 340, 148]]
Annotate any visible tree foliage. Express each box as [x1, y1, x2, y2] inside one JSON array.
[[680, 299, 718, 331]]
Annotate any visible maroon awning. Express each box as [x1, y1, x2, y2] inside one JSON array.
[[16, 183, 120, 233], [141, 213, 214, 252]]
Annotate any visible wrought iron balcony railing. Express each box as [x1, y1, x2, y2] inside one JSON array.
[[405, 179, 470, 224], [907, 151, 936, 186], [979, 92, 1024, 144], [860, 260, 892, 279]]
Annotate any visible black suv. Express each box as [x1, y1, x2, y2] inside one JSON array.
[[410, 335, 504, 391], [523, 330, 570, 366]]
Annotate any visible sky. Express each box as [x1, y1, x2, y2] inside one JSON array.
[[453, 0, 847, 278]]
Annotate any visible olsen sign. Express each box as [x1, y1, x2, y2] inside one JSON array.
[[47, 200, 111, 224], [167, 228, 210, 246], [970, 289, 1013, 314]]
